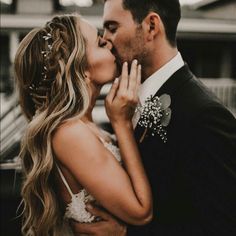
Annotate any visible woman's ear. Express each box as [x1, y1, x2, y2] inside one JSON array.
[[142, 12, 161, 41]]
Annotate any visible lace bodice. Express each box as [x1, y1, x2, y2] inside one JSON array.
[[56, 133, 122, 224]]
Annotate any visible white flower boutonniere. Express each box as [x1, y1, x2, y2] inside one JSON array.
[[137, 94, 171, 143]]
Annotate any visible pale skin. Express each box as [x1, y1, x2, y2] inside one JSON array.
[[53, 60, 153, 233], [102, 0, 178, 80], [72, 0, 180, 234]]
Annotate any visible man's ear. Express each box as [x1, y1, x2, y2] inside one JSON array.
[[142, 12, 161, 41]]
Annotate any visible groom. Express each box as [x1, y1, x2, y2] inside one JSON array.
[[73, 0, 236, 235]]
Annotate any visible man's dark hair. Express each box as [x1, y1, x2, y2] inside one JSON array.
[[122, 0, 181, 47]]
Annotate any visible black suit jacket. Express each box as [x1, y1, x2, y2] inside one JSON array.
[[127, 65, 236, 236]]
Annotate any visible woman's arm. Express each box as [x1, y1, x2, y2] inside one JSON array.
[[105, 60, 153, 224], [53, 121, 152, 225], [53, 60, 152, 225]]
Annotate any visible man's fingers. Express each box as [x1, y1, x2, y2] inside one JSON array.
[[70, 220, 95, 234], [106, 78, 119, 102], [86, 204, 112, 221], [70, 205, 127, 236]]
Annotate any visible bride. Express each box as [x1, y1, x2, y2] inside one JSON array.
[[14, 14, 152, 235]]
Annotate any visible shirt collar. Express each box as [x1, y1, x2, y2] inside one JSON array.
[[138, 52, 184, 105]]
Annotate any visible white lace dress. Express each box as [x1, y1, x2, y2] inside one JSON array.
[[57, 133, 122, 235]]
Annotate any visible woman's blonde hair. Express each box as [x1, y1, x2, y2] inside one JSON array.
[[14, 15, 89, 235]]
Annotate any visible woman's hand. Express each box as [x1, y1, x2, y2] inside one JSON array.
[[105, 60, 141, 126], [54, 59, 152, 226]]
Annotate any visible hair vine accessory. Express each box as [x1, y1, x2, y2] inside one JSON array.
[[137, 94, 171, 143], [41, 32, 52, 79], [28, 32, 53, 91], [28, 32, 53, 113]]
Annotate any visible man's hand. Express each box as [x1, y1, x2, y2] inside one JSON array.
[[71, 204, 127, 236]]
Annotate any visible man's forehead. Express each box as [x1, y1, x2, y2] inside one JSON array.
[[104, 0, 123, 12], [103, 0, 133, 24]]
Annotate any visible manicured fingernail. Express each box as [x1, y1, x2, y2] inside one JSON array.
[[133, 59, 138, 64], [124, 62, 128, 66], [114, 77, 119, 83]]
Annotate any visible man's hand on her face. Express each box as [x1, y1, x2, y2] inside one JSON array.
[[70, 204, 127, 236]]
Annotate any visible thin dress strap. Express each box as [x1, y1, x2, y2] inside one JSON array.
[[56, 164, 74, 197]]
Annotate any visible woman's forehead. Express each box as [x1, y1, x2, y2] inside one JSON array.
[[79, 19, 97, 39]]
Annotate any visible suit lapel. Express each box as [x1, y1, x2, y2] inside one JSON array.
[[134, 122, 145, 143], [155, 63, 194, 98], [134, 64, 194, 143]]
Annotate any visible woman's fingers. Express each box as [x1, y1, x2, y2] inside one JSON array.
[[106, 78, 119, 103], [108, 60, 140, 106], [119, 62, 128, 91], [128, 59, 138, 92], [105, 61, 142, 123], [135, 64, 141, 95]]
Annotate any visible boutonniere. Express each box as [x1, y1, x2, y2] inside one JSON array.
[[137, 94, 171, 143]]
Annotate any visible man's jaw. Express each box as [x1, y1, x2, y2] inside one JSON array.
[[111, 49, 122, 74]]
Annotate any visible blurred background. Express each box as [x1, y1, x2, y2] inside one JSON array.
[[1, 0, 236, 235]]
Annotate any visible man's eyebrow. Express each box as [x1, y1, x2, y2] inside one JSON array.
[[103, 20, 118, 29]]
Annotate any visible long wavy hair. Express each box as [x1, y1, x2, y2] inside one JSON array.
[[14, 15, 89, 235]]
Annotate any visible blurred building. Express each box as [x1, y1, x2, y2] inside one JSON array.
[[0, 0, 236, 235]]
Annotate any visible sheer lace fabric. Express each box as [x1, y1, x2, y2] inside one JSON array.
[[64, 189, 96, 223], [56, 133, 122, 225]]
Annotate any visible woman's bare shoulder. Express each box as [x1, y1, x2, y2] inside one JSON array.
[[53, 119, 87, 142], [52, 118, 99, 161]]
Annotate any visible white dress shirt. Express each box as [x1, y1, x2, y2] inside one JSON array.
[[132, 52, 184, 128]]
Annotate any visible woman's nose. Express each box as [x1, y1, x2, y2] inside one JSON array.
[[100, 37, 113, 50], [105, 40, 113, 50]]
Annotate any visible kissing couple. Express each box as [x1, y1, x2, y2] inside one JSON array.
[[15, 0, 236, 235]]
